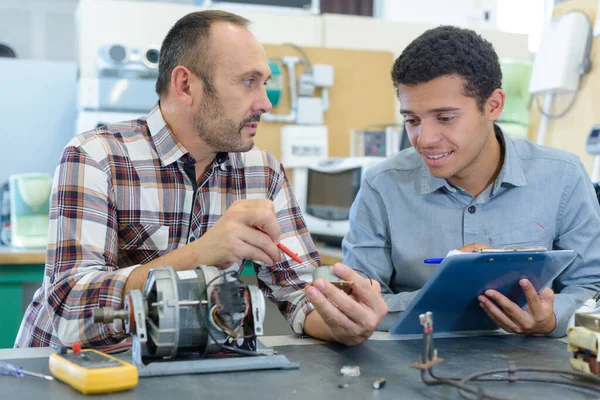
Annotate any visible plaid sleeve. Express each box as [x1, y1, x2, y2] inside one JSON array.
[[254, 162, 321, 334], [45, 144, 137, 346]]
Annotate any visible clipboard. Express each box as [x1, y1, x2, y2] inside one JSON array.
[[389, 250, 577, 335]]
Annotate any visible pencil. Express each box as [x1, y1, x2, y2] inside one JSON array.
[[254, 225, 303, 264]]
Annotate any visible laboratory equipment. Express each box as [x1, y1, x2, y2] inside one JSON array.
[[92, 265, 297, 377], [8, 173, 53, 248], [350, 125, 410, 157], [293, 157, 383, 245]]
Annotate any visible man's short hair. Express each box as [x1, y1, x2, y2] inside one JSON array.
[[391, 26, 502, 112], [155, 10, 250, 96]]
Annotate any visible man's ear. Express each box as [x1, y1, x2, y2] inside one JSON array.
[[170, 66, 197, 107], [486, 88, 505, 121]]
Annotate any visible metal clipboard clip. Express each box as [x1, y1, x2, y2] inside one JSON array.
[[478, 245, 547, 253]]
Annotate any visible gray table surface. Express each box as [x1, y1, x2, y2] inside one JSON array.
[[1, 334, 598, 400]]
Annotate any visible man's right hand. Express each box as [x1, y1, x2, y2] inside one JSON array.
[[192, 199, 282, 269], [123, 200, 282, 300]]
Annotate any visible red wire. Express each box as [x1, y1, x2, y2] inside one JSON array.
[[99, 343, 132, 353]]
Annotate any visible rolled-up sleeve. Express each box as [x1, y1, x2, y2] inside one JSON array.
[[254, 164, 320, 333]]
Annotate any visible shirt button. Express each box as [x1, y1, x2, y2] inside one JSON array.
[[189, 236, 196, 243], [468, 206, 476, 214]]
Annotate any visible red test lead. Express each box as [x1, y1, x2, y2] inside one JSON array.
[[254, 225, 303, 264]]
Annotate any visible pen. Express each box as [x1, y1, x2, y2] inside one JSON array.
[[255, 225, 303, 264], [423, 258, 444, 264]]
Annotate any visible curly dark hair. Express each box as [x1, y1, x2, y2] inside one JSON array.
[[391, 26, 502, 112]]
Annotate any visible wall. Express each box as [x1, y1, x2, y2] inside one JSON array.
[[0, 59, 77, 183], [322, 14, 530, 62], [257, 45, 397, 159], [527, 0, 599, 174], [75, 0, 530, 158], [76, 0, 323, 80], [378, 0, 498, 29], [322, 13, 531, 123], [0, 0, 78, 60], [0, 0, 531, 181]]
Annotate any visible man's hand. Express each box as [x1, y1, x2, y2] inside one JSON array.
[[192, 199, 282, 269], [458, 242, 490, 252], [123, 199, 282, 298], [304, 263, 388, 346], [478, 279, 556, 336]]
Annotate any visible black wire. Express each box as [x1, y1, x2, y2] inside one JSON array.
[[197, 270, 261, 357], [420, 354, 600, 399], [414, 315, 600, 400]]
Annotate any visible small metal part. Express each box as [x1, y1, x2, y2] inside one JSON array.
[[51, 344, 68, 355], [574, 311, 600, 332], [92, 307, 129, 323], [340, 365, 361, 376], [488, 258, 494, 262], [313, 266, 353, 294], [372, 377, 386, 390], [329, 280, 353, 294], [151, 300, 200, 308], [507, 361, 517, 383]]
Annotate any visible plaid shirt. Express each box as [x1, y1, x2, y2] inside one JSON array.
[[15, 105, 320, 348]]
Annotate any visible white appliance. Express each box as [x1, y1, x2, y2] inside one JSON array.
[[529, 11, 593, 145], [293, 157, 383, 245], [280, 125, 328, 168], [350, 125, 410, 157], [77, 43, 159, 115], [9, 173, 53, 248]]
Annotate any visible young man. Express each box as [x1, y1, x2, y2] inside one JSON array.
[[343, 26, 600, 337], [16, 10, 386, 348]]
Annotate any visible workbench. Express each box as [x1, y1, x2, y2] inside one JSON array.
[[0, 246, 46, 348], [0, 333, 596, 399], [0, 243, 343, 349]]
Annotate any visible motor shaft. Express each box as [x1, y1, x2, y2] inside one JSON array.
[[92, 308, 129, 323]]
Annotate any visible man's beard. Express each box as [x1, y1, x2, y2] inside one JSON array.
[[192, 93, 260, 153]]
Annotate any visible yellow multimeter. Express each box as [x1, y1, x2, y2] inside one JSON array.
[[48, 347, 138, 394]]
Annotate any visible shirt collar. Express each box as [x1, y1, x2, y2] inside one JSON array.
[[419, 125, 526, 195], [492, 125, 526, 189], [146, 104, 229, 168]]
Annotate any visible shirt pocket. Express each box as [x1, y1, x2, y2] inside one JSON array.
[[489, 223, 549, 249], [118, 223, 170, 251]]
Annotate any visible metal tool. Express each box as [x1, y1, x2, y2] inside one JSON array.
[[49, 347, 137, 394], [411, 311, 600, 399], [0, 361, 54, 381]]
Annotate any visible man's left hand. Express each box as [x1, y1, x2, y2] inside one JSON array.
[[478, 279, 556, 336], [304, 263, 388, 346]]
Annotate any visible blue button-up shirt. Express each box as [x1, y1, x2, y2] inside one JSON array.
[[343, 129, 600, 337]]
